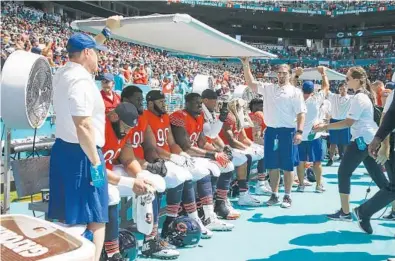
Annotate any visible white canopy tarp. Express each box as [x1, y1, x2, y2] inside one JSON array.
[[70, 14, 277, 59], [296, 67, 346, 81]]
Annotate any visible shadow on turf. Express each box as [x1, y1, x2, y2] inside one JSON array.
[[289, 230, 394, 247], [248, 213, 329, 224], [323, 174, 364, 180], [327, 181, 375, 187], [247, 248, 394, 261], [380, 222, 395, 228]]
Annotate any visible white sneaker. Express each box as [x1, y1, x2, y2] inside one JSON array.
[[194, 217, 213, 239], [205, 213, 234, 231], [225, 198, 241, 216], [296, 185, 305, 193], [238, 192, 263, 207], [255, 180, 272, 195], [315, 184, 326, 193]]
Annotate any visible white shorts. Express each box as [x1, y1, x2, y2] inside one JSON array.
[[188, 157, 216, 181], [231, 150, 248, 167], [233, 144, 264, 162], [108, 166, 166, 205], [164, 161, 193, 188]]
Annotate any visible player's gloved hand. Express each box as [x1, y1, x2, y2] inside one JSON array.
[[180, 152, 195, 168], [223, 145, 233, 161], [215, 152, 230, 167], [170, 153, 194, 168], [146, 159, 167, 177], [90, 163, 105, 188]]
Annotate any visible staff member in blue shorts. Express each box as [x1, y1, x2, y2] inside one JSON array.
[[241, 57, 306, 208], [326, 83, 352, 166], [296, 67, 329, 193], [48, 16, 121, 261]]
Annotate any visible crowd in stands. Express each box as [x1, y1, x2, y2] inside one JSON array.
[[1, 1, 394, 97], [258, 44, 395, 60], [228, 0, 395, 11]]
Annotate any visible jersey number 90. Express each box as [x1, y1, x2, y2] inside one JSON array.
[[157, 128, 169, 147]]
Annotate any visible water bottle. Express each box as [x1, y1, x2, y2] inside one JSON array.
[[355, 137, 367, 151], [90, 163, 105, 188], [82, 229, 93, 242], [307, 131, 316, 141]]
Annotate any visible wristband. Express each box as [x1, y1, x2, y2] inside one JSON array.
[[204, 151, 216, 160], [296, 130, 303, 134], [118, 176, 135, 189], [101, 27, 111, 40]]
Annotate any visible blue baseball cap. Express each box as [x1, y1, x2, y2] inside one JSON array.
[[302, 81, 315, 94], [66, 33, 108, 53], [385, 82, 395, 90], [103, 73, 114, 82]]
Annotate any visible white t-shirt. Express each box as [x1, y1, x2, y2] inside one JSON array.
[[319, 99, 331, 122], [302, 91, 326, 141], [257, 82, 307, 128], [346, 92, 378, 144], [383, 91, 394, 133], [328, 92, 352, 120], [53, 62, 105, 147]]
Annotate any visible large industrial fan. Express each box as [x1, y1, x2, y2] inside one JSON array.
[[1, 50, 53, 129], [1, 50, 53, 214]]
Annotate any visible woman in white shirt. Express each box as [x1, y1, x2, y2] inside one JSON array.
[[314, 66, 389, 221]]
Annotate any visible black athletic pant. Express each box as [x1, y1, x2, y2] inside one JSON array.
[[359, 133, 395, 218], [338, 141, 389, 195]]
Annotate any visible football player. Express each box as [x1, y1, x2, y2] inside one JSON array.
[[120, 85, 185, 259], [200, 89, 250, 219], [169, 92, 236, 228], [219, 98, 265, 206], [101, 102, 166, 261], [145, 91, 234, 239], [244, 98, 272, 195]]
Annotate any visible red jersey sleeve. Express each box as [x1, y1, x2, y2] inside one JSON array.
[[170, 111, 185, 127]]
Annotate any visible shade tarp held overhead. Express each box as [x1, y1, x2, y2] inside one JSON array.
[[71, 14, 277, 59], [296, 67, 346, 81]]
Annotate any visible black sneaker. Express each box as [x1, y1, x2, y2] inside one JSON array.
[[383, 211, 395, 221], [266, 194, 280, 206], [107, 253, 127, 261], [214, 199, 240, 220], [353, 207, 373, 234], [327, 209, 352, 221], [326, 159, 334, 166], [141, 237, 180, 259]]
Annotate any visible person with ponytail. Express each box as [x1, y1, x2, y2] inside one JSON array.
[[313, 66, 389, 221]]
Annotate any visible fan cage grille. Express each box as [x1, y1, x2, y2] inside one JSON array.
[[26, 58, 53, 128]]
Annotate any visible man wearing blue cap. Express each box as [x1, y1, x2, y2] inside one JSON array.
[[49, 16, 123, 261], [296, 67, 330, 193], [101, 72, 121, 113]]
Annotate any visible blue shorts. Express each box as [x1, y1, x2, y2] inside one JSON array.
[[48, 138, 109, 225], [264, 127, 299, 171], [298, 138, 323, 163], [329, 119, 351, 145]]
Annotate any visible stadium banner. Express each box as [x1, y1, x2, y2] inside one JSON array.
[[325, 28, 395, 38], [172, 1, 395, 17]]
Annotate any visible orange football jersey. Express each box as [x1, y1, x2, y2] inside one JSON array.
[[102, 119, 133, 170], [245, 111, 266, 141], [144, 110, 171, 152], [219, 113, 240, 145], [127, 113, 148, 160], [170, 110, 204, 147]]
